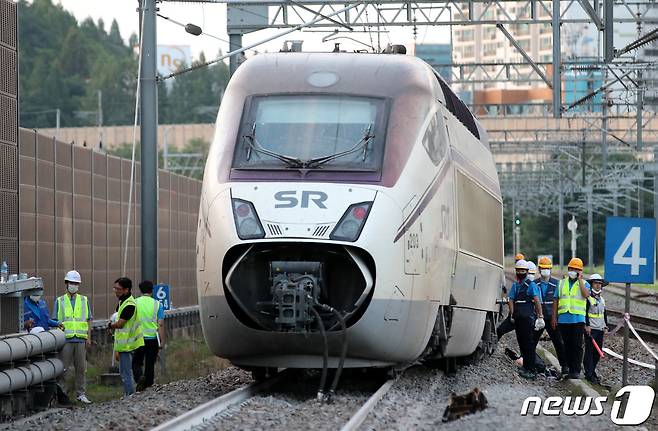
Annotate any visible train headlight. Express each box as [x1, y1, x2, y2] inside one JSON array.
[[329, 202, 373, 242], [231, 198, 265, 239]]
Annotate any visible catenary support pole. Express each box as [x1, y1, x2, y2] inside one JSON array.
[[623, 283, 630, 387], [229, 33, 243, 76], [140, 0, 158, 283], [601, 90, 608, 177], [552, 0, 561, 118], [559, 191, 564, 271], [587, 191, 593, 273], [604, 0, 614, 62]]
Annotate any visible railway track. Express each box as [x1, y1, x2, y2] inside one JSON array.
[[152, 370, 395, 431]]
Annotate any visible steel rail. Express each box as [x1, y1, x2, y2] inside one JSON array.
[[152, 371, 284, 431], [340, 378, 396, 431], [607, 308, 658, 330]]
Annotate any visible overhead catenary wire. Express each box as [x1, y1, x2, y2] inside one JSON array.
[[157, 12, 231, 44], [161, 2, 362, 80], [122, 0, 147, 277]]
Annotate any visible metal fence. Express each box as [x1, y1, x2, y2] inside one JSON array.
[[0, 0, 19, 277], [18, 129, 201, 319]]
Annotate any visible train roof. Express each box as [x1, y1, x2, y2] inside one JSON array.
[[231, 52, 444, 101]]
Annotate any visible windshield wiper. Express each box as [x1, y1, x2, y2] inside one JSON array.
[[302, 124, 375, 169], [243, 123, 304, 168]]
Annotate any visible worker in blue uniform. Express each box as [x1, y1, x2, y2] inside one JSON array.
[[24, 293, 60, 331], [532, 257, 568, 376], [508, 259, 545, 379]]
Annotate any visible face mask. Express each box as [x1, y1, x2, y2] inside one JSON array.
[[568, 271, 578, 279], [527, 274, 535, 281], [30, 295, 42, 302], [67, 283, 79, 294], [592, 288, 602, 295], [540, 269, 551, 278], [516, 272, 527, 280]]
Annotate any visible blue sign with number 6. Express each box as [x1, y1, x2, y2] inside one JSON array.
[[604, 217, 656, 284], [153, 284, 171, 311]]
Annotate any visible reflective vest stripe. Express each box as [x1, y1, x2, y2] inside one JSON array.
[[557, 278, 586, 316], [56, 294, 89, 339], [114, 296, 144, 352]]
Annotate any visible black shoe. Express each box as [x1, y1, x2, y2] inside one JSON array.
[[561, 366, 569, 376], [505, 348, 520, 361], [567, 373, 581, 379]]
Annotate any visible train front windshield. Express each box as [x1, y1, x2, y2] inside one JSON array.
[[233, 95, 387, 171]]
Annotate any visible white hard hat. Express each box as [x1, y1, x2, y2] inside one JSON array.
[[588, 273, 608, 286], [515, 259, 529, 270], [527, 261, 537, 274], [64, 270, 81, 284]]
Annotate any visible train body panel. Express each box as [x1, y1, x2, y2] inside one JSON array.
[[196, 52, 504, 369]]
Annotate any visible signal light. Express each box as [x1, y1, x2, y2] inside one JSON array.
[[231, 198, 265, 240], [330, 202, 373, 242], [236, 203, 250, 217], [352, 206, 367, 220]]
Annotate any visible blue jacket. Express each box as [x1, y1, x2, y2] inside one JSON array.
[[23, 297, 59, 330]]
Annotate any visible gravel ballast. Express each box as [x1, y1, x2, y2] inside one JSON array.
[[3, 368, 250, 431], [362, 335, 652, 430], [192, 369, 384, 431]]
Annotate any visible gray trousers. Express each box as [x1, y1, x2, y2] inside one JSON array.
[[60, 342, 86, 396]]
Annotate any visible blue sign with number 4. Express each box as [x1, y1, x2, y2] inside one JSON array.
[[604, 217, 656, 284], [153, 284, 171, 311]]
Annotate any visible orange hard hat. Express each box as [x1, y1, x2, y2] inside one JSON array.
[[538, 256, 553, 269], [515, 253, 525, 261], [568, 257, 584, 270]]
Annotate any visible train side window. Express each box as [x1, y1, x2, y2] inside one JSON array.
[[422, 113, 448, 166]]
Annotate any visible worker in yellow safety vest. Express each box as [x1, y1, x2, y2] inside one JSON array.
[[55, 270, 92, 404], [551, 257, 590, 379], [584, 274, 609, 385], [108, 277, 144, 396], [132, 280, 165, 391]]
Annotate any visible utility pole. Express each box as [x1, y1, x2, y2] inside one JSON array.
[[139, 0, 158, 283]]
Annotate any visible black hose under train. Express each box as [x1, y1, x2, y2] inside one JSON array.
[[309, 306, 329, 399], [328, 306, 348, 396]]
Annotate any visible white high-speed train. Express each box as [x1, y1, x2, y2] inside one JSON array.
[[196, 51, 505, 377]]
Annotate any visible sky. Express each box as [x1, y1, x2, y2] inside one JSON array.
[[55, 0, 451, 61]]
